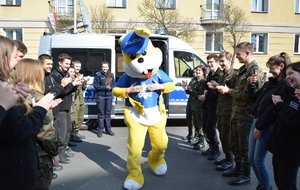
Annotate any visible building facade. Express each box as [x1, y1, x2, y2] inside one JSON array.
[[0, 0, 299, 71]]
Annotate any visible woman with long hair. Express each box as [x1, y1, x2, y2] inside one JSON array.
[[248, 52, 291, 190], [0, 35, 57, 189], [93, 61, 116, 138], [14, 58, 62, 189]]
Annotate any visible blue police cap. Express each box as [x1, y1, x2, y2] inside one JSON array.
[[121, 31, 149, 55]]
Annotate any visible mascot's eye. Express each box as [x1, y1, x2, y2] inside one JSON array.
[[129, 54, 136, 60], [141, 51, 147, 56]]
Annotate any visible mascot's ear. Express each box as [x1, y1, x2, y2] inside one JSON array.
[[135, 28, 151, 38], [118, 28, 151, 45]]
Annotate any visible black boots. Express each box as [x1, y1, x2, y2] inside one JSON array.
[[228, 166, 251, 186], [216, 154, 234, 171], [223, 163, 242, 177], [74, 131, 86, 139], [70, 133, 82, 143]]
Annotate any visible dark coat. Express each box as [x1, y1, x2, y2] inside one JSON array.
[[0, 106, 47, 189], [249, 78, 290, 130], [93, 71, 116, 96], [265, 86, 300, 166], [44, 72, 64, 117], [202, 67, 221, 111], [51, 66, 77, 111]]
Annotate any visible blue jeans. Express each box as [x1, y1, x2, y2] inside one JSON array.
[[248, 118, 274, 189]]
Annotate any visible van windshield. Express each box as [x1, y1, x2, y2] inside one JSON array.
[[174, 51, 206, 77]]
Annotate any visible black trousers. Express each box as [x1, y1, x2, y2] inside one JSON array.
[[202, 107, 219, 151], [56, 110, 72, 149], [273, 155, 299, 190]]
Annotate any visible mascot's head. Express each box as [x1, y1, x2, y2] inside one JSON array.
[[118, 28, 162, 79]]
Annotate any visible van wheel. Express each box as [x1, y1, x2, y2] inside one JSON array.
[[81, 119, 97, 130]]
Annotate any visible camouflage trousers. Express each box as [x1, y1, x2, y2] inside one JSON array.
[[185, 103, 193, 134], [191, 110, 204, 137], [230, 118, 252, 167], [217, 115, 233, 156], [33, 155, 54, 190], [71, 102, 85, 132]]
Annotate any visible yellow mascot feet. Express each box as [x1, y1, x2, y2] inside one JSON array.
[[148, 151, 167, 175], [124, 174, 144, 190]]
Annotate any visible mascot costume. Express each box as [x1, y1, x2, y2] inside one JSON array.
[[112, 28, 175, 190]]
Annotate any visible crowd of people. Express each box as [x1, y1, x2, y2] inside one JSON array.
[[0, 35, 116, 189], [182, 42, 300, 190], [0, 34, 300, 190]]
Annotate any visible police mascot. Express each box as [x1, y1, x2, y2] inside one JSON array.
[[112, 28, 175, 190]]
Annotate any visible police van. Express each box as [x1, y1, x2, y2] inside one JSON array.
[[38, 32, 207, 129]]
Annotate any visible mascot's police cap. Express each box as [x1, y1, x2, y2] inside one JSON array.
[[121, 31, 149, 55]]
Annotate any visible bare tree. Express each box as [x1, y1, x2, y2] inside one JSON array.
[[90, 2, 116, 33], [137, 0, 196, 43], [206, 0, 250, 64]]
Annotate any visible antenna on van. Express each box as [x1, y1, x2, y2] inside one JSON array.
[[78, 0, 92, 33]]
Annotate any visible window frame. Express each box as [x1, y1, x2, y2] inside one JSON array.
[[156, 0, 176, 9], [3, 28, 23, 41], [107, 0, 127, 8], [56, 0, 74, 16], [0, 0, 21, 5], [251, 0, 269, 12], [296, 0, 300, 13], [205, 0, 223, 19], [205, 32, 223, 53], [251, 33, 268, 54], [294, 34, 300, 54]]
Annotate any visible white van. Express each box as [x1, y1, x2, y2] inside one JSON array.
[[38, 32, 207, 129]]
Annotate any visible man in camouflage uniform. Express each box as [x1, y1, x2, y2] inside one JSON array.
[[217, 42, 264, 186], [70, 60, 88, 140], [208, 52, 236, 171]]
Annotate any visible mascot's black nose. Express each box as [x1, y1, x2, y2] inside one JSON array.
[[137, 57, 144, 63]]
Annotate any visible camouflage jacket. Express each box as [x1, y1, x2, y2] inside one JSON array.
[[26, 91, 58, 157], [185, 77, 206, 111], [228, 60, 264, 121], [73, 73, 87, 105], [216, 67, 237, 116]]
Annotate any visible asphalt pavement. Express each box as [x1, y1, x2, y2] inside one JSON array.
[[50, 125, 299, 190]]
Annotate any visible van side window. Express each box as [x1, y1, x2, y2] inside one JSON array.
[[174, 51, 206, 78]]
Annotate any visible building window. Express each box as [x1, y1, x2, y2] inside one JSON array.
[[107, 0, 127, 8], [294, 35, 300, 53], [205, 32, 223, 52], [205, 0, 223, 19], [252, 0, 268, 12], [251, 33, 268, 53], [296, 0, 300, 13], [1, 0, 21, 5], [156, 0, 176, 9], [3, 29, 23, 41], [56, 0, 74, 16]]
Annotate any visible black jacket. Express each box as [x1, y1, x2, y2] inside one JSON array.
[[0, 106, 47, 189], [51, 66, 77, 111], [266, 86, 300, 165], [249, 78, 290, 130], [44, 72, 64, 117], [202, 67, 221, 111]]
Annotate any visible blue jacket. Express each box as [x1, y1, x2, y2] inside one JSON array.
[[93, 71, 116, 96]]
